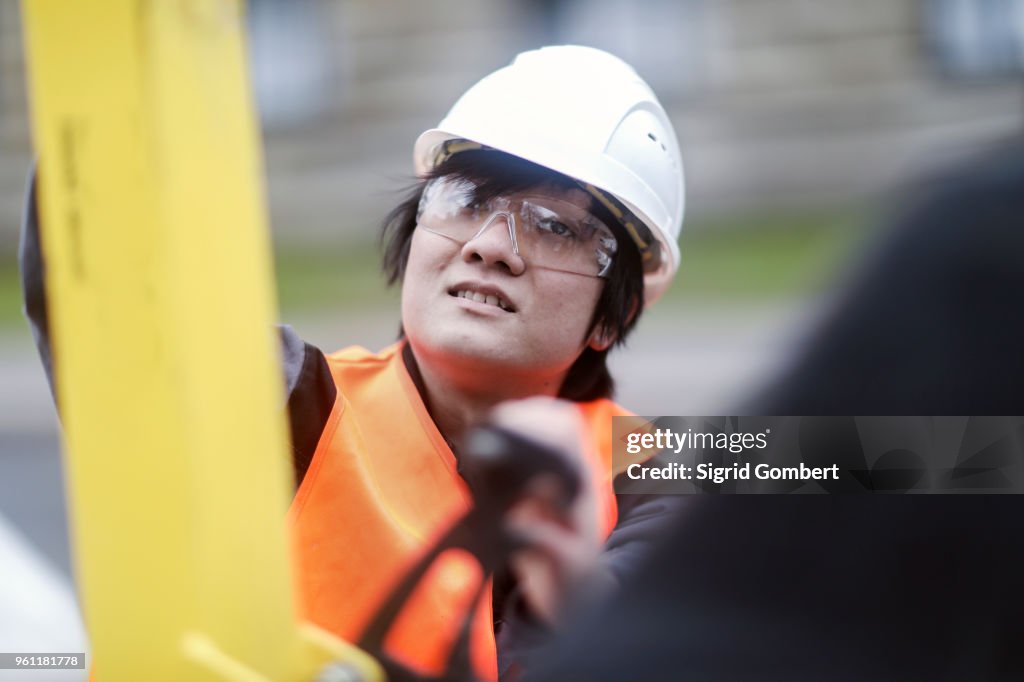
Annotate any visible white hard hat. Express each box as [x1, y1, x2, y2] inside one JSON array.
[[413, 45, 685, 305]]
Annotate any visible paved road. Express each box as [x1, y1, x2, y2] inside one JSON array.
[[0, 328, 87, 680]]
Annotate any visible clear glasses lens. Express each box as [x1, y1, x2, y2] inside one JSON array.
[[416, 177, 618, 278]]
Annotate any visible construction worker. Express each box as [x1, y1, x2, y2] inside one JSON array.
[[21, 45, 686, 680]]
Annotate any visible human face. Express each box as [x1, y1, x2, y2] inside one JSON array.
[[401, 183, 608, 385]]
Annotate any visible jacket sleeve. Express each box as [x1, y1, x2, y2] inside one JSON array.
[[280, 326, 336, 485], [496, 485, 689, 679], [19, 167, 334, 488], [19, 165, 55, 402], [601, 485, 692, 582]]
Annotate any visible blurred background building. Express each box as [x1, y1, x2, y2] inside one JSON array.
[[0, 2, 1022, 671], [3, 1, 1023, 248]]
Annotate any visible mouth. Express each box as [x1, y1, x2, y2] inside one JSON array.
[[448, 285, 516, 312]]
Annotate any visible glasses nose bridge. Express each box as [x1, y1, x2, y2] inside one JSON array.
[[473, 209, 520, 255]]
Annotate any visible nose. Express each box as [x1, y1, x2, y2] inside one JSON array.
[[461, 212, 526, 275]]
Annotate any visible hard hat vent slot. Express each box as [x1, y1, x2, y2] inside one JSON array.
[[647, 132, 667, 152]]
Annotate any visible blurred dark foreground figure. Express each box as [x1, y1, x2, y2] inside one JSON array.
[[523, 143, 1024, 682], [751, 142, 1024, 415]]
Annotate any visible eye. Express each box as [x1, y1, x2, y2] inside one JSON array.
[[536, 218, 579, 240], [444, 198, 487, 223], [455, 192, 492, 212], [441, 179, 489, 212]]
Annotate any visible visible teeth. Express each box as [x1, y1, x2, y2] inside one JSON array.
[[454, 289, 511, 311]]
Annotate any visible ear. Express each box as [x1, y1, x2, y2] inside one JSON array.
[[587, 326, 616, 352]]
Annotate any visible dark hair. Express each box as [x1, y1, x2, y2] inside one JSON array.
[[381, 149, 646, 401]]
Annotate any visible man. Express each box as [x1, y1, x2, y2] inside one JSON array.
[[22, 46, 687, 680]]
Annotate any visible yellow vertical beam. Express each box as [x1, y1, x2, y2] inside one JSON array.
[[20, 1, 380, 680]]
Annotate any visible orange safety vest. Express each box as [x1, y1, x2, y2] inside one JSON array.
[[287, 342, 627, 681]]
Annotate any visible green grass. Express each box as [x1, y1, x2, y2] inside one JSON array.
[[0, 205, 874, 330], [273, 240, 398, 316], [0, 260, 24, 329], [0, 243, 398, 331], [662, 206, 870, 303]]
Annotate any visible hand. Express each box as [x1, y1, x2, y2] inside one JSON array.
[[488, 398, 610, 625]]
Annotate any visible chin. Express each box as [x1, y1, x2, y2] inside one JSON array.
[[414, 334, 542, 372], [441, 339, 522, 369]]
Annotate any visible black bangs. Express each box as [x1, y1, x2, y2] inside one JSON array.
[[380, 148, 646, 401], [425, 149, 579, 205]]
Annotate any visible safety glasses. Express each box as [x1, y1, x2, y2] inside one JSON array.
[[416, 177, 618, 278]]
